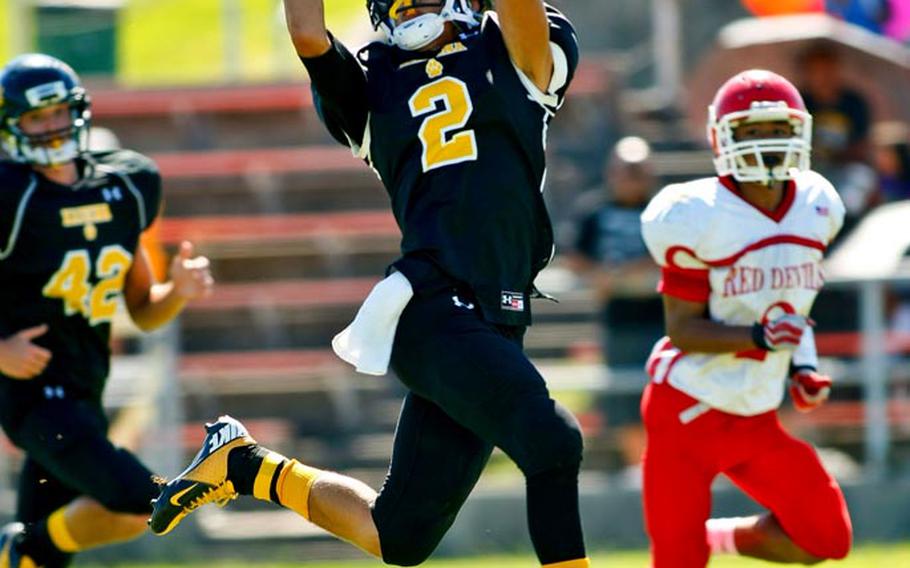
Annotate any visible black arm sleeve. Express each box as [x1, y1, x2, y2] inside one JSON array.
[[300, 34, 370, 150]]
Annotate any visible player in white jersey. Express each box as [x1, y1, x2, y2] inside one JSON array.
[[638, 69, 853, 567]]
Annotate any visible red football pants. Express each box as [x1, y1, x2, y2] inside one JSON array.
[[641, 381, 852, 568]]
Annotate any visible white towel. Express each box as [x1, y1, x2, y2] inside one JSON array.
[[332, 271, 414, 376]]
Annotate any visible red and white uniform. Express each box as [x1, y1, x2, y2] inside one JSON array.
[[641, 170, 845, 416], [641, 69, 852, 568], [640, 171, 853, 567]]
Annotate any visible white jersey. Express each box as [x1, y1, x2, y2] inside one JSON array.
[[640, 171, 845, 416]]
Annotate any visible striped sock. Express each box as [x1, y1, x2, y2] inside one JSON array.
[[229, 445, 323, 519], [46, 508, 80, 553], [271, 459, 323, 519]]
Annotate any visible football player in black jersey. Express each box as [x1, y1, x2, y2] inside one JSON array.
[[151, 1, 588, 566], [0, 54, 213, 568]]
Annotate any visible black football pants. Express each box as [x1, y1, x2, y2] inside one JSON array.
[[372, 286, 586, 566], [3, 396, 159, 530]]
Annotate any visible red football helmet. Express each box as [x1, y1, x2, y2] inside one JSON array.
[[707, 69, 812, 184]]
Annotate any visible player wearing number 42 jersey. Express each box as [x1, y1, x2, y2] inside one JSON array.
[[151, 0, 590, 567], [639, 69, 853, 567], [0, 54, 213, 568]]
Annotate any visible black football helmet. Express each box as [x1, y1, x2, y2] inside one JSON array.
[[0, 53, 90, 166], [367, 0, 491, 50]]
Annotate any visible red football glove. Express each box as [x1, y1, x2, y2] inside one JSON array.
[[789, 369, 831, 412], [753, 314, 813, 352]]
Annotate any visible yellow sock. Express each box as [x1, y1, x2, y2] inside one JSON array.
[[542, 559, 591, 568], [275, 459, 323, 519], [47, 507, 81, 553], [250, 451, 323, 519]]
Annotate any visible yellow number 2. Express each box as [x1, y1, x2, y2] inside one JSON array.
[[90, 246, 133, 324], [409, 77, 478, 173], [42, 246, 133, 325]]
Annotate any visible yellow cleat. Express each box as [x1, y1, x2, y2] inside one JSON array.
[[148, 415, 256, 536]]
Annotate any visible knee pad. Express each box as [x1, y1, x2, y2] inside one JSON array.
[[510, 399, 584, 476], [804, 517, 852, 560], [782, 486, 852, 560], [376, 515, 452, 566]]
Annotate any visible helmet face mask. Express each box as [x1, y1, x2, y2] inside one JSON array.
[[0, 54, 91, 167], [710, 105, 812, 185], [707, 70, 812, 185], [367, 0, 487, 51]]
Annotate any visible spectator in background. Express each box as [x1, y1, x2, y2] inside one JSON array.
[[869, 122, 910, 337], [798, 42, 877, 233], [799, 43, 870, 165], [565, 136, 662, 482], [872, 122, 910, 203], [545, 89, 621, 226]]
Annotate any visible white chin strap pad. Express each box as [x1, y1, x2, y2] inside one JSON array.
[[21, 139, 80, 167], [392, 13, 446, 50]]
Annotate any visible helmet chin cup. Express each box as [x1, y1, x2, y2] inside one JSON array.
[[1, 109, 88, 167], [20, 138, 80, 167], [391, 13, 447, 50]]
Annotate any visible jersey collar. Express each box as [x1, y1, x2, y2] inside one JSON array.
[[718, 175, 796, 223]]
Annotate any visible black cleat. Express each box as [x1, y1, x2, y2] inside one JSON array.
[[149, 415, 256, 536]]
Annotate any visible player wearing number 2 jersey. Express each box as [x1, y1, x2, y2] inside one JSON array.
[[150, 1, 589, 566], [0, 54, 213, 568], [639, 70, 853, 567]]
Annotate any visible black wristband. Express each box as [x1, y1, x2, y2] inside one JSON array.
[[752, 322, 771, 351]]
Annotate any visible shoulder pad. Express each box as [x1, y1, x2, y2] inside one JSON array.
[[91, 150, 161, 230], [640, 179, 716, 269], [90, 149, 159, 177]]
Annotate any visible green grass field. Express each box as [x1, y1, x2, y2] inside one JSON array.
[[85, 543, 910, 568]]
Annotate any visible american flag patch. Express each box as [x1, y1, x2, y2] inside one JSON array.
[[501, 291, 525, 312], [815, 205, 829, 216]]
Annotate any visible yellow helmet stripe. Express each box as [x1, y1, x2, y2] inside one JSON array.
[[389, 0, 410, 20]]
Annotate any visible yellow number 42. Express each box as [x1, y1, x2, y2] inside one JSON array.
[[42, 246, 133, 325]]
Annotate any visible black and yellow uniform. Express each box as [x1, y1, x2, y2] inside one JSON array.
[[0, 150, 161, 566], [0, 150, 160, 409], [299, 6, 587, 565], [312, 6, 577, 326]]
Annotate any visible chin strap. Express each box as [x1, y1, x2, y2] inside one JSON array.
[[385, 0, 481, 50], [390, 12, 446, 50]]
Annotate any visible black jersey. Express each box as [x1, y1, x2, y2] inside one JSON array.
[[0, 150, 161, 402], [307, 6, 578, 326]]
